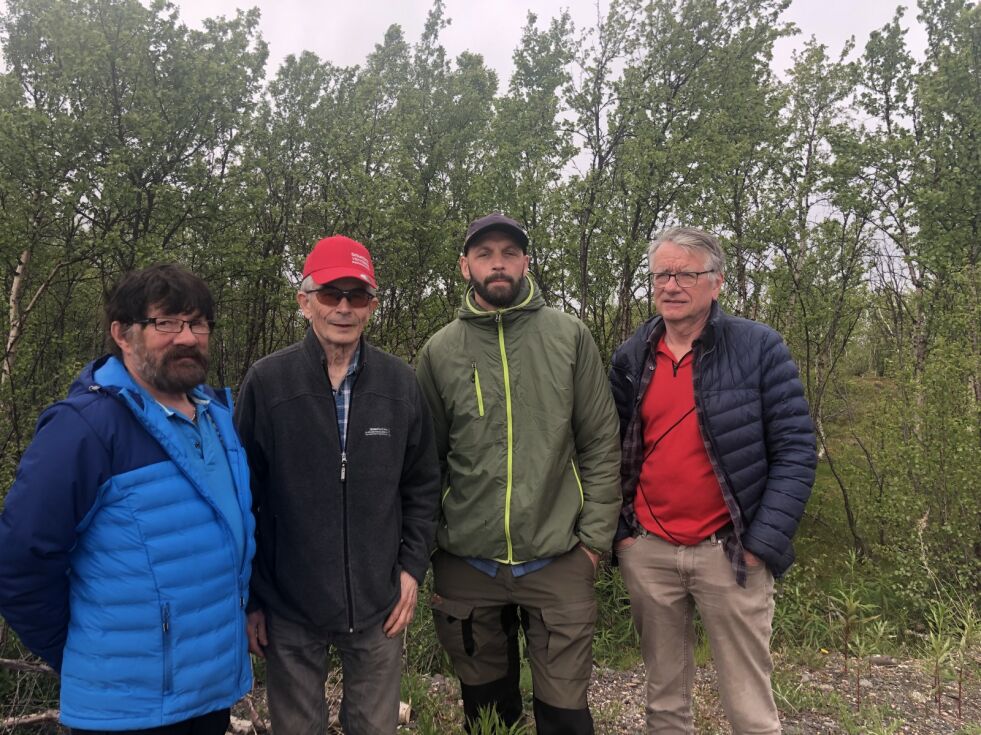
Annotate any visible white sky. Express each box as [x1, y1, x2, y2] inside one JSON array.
[[0, 1, 928, 83], [166, 0, 928, 83]]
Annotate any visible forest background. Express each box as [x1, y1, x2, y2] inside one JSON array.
[[0, 0, 978, 731]]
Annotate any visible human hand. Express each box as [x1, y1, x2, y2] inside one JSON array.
[[246, 609, 268, 658], [614, 537, 638, 553], [383, 571, 419, 638], [579, 543, 600, 570]]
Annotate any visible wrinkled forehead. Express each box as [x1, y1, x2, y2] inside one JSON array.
[[651, 242, 714, 270], [468, 230, 524, 252], [317, 277, 377, 296], [145, 303, 204, 319]]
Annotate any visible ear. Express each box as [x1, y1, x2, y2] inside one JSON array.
[[459, 254, 471, 281], [110, 321, 133, 356], [711, 271, 724, 298], [296, 290, 313, 320]]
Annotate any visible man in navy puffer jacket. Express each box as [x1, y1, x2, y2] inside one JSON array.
[[0, 265, 254, 734], [610, 227, 816, 734]]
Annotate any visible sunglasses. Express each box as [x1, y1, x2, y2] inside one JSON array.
[[304, 285, 374, 308]]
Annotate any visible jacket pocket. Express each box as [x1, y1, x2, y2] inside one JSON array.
[[161, 603, 173, 694], [471, 362, 484, 417]]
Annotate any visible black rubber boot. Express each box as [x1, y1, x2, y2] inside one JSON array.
[[460, 605, 523, 731], [532, 696, 594, 735]]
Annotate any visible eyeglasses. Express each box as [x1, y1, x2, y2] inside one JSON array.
[[651, 270, 716, 288], [135, 317, 215, 334], [304, 286, 374, 308]]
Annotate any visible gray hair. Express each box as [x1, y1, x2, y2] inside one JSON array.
[[648, 227, 725, 276], [298, 275, 377, 296]]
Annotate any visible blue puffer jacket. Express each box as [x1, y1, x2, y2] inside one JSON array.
[[0, 356, 255, 729], [610, 302, 816, 577]]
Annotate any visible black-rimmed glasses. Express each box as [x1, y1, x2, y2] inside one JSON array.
[[135, 317, 215, 334], [651, 270, 716, 288]]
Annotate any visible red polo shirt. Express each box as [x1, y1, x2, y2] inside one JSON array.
[[635, 338, 730, 544]]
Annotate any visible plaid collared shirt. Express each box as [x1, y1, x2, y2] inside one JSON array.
[[332, 345, 361, 451], [619, 320, 749, 585]]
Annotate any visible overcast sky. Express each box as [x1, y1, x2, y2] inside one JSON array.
[[0, 1, 928, 83], [165, 0, 927, 83]]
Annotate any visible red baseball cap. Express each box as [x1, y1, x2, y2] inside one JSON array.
[[302, 235, 377, 289]]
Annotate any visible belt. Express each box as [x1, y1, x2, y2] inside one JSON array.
[[637, 522, 734, 545], [703, 523, 734, 544]]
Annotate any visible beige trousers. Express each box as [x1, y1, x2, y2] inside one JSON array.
[[618, 533, 780, 734]]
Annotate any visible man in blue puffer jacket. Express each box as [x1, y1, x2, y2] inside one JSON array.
[[610, 227, 816, 734], [0, 264, 255, 734]]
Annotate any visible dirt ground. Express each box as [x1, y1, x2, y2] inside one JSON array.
[[231, 649, 980, 733]]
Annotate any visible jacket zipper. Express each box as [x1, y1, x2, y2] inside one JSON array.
[[339, 373, 359, 633], [471, 361, 485, 416], [570, 459, 584, 512], [161, 603, 173, 694], [497, 313, 515, 563], [692, 342, 741, 536]]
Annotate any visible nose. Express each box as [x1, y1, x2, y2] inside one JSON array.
[[173, 323, 200, 344]]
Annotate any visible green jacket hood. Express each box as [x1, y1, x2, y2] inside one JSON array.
[[458, 275, 545, 322]]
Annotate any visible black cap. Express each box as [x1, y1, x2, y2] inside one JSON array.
[[463, 213, 529, 254]]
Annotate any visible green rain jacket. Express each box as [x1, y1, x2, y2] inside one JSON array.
[[415, 276, 621, 563]]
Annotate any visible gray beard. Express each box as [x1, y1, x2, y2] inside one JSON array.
[[133, 346, 209, 394]]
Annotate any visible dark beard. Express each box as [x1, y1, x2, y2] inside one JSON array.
[[135, 344, 209, 394], [471, 274, 521, 309]]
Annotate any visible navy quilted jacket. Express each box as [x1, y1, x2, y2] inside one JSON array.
[[610, 302, 816, 577]]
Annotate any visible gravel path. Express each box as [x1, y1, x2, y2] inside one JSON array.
[[399, 650, 981, 733]]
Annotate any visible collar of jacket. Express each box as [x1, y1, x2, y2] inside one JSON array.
[[458, 274, 545, 324], [72, 354, 224, 408], [640, 299, 723, 352], [692, 300, 723, 351], [302, 327, 369, 375]]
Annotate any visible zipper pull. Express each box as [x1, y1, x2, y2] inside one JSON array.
[[162, 605, 170, 633], [340, 452, 347, 482], [496, 312, 502, 323], [471, 361, 477, 381]]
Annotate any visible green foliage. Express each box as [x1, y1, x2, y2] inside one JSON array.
[[0, 0, 978, 729], [592, 566, 640, 668]]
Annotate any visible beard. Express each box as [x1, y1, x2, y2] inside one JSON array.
[[471, 273, 522, 309], [131, 340, 209, 395]]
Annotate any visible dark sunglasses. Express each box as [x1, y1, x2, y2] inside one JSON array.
[[305, 285, 374, 308]]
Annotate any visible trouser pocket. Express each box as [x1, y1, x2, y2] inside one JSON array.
[[432, 596, 477, 658]]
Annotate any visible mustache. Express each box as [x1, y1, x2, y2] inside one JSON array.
[[485, 274, 515, 284], [164, 346, 207, 365]]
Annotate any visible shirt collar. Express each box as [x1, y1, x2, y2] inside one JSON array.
[[344, 344, 362, 380], [154, 392, 210, 418]]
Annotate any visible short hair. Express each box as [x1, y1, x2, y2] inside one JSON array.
[[298, 275, 377, 296], [104, 264, 215, 358], [648, 227, 726, 276]]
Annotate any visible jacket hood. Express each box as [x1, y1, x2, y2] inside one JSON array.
[[458, 275, 545, 322]]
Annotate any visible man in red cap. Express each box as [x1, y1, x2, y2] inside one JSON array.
[[235, 235, 440, 735]]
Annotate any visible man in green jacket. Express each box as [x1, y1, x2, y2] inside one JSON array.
[[416, 213, 621, 734]]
